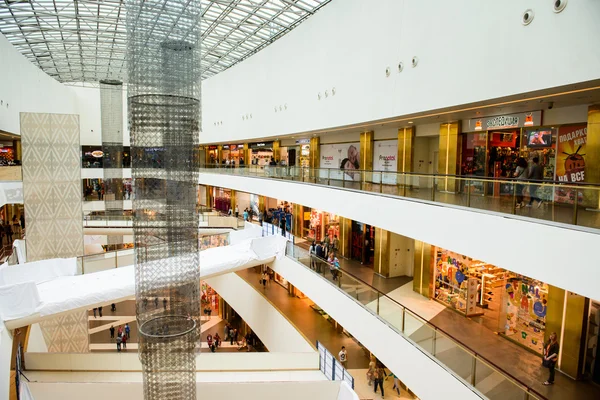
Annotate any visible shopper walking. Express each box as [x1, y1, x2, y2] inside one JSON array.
[[93, 307, 97, 318], [116, 335, 122, 352], [373, 365, 385, 397], [98, 306, 103, 317], [163, 298, 168, 310], [315, 242, 325, 273], [118, 325, 123, 337], [214, 333, 221, 348], [323, 234, 331, 258], [262, 272, 268, 289], [279, 214, 286, 237], [235, 205, 239, 218], [309, 241, 317, 270], [367, 355, 376, 386], [332, 235, 339, 253], [514, 157, 529, 208], [391, 372, 401, 395], [243, 208, 249, 221], [338, 346, 348, 369], [109, 325, 115, 340], [125, 323, 130, 339], [543, 332, 560, 386], [111, 303, 116, 312], [5, 222, 12, 244], [121, 333, 127, 349], [527, 156, 544, 207]]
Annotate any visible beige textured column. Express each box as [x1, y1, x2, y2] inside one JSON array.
[[21, 113, 83, 261]]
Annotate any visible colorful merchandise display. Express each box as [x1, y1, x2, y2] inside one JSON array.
[[503, 277, 548, 354]]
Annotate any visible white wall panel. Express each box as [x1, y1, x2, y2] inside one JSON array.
[[199, 173, 600, 301], [0, 36, 77, 135], [200, 0, 600, 143]]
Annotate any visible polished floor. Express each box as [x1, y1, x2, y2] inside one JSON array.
[[280, 247, 600, 400], [87, 301, 254, 353], [236, 267, 417, 399]]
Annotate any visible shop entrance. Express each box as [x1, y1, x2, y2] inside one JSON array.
[[433, 247, 549, 355], [351, 221, 374, 267]]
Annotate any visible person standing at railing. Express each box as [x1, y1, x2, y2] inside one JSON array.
[[239, 157, 245, 167], [514, 157, 529, 209], [243, 208, 249, 221], [258, 210, 263, 226], [527, 157, 544, 208], [235, 205, 239, 218]]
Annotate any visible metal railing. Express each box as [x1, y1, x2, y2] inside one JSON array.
[[317, 340, 354, 389], [201, 164, 600, 230], [285, 244, 546, 400]]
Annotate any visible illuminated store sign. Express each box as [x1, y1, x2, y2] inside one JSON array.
[[464, 111, 542, 132]]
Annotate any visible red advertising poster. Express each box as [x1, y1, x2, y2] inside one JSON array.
[[555, 124, 587, 204]]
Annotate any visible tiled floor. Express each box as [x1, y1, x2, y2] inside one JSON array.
[[87, 300, 251, 353]]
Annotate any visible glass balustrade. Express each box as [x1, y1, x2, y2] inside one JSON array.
[[285, 243, 546, 400], [200, 165, 600, 230]]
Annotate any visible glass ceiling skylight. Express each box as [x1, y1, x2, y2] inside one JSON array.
[[0, 0, 331, 83]]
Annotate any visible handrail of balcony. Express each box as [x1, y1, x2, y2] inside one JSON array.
[[201, 163, 599, 187], [200, 164, 600, 230], [286, 244, 547, 400]]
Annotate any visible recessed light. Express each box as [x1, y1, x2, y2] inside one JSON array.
[[408, 121, 414, 124]]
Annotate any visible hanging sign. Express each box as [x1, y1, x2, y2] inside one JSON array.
[[463, 111, 542, 132]]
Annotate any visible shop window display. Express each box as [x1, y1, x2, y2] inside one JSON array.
[[503, 276, 548, 354], [433, 247, 549, 355]]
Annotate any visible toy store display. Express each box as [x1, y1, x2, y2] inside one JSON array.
[[503, 277, 548, 354], [434, 249, 483, 317]]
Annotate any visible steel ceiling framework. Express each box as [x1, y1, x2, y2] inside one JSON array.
[[0, 0, 331, 83]]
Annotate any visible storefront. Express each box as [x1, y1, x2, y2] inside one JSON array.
[[207, 145, 219, 165], [303, 208, 339, 243], [250, 142, 274, 166], [351, 221, 374, 266], [213, 187, 232, 213], [460, 112, 543, 195], [222, 144, 244, 165], [432, 247, 549, 354], [201, 281, 221, 317], [82, 145, 131, 168], [297, 139, 310, 167]]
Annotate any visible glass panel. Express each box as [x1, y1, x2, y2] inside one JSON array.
[[474, 358, 529, 400], [377, 296, 404, 332], [433, 331, 473, 381], [404, 310, 435, 355]]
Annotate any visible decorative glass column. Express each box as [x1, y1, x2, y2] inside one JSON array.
[[126, 1, 201, 399], [100, 80, 124, 214]]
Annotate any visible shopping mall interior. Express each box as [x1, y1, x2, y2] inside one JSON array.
[[1, 1, 600, 400]]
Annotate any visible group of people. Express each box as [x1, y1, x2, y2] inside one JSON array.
[[220, 157, 245, 168], [110, 323, 130, 352], [339, 347, 402, 398], [514, 156, 545, 209], [309, 234, 341, 280]]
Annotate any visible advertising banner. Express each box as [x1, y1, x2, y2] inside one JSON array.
[[319, 142, 361, 181], [555, 124, 587, 204], [373, 140, 398, 184]]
